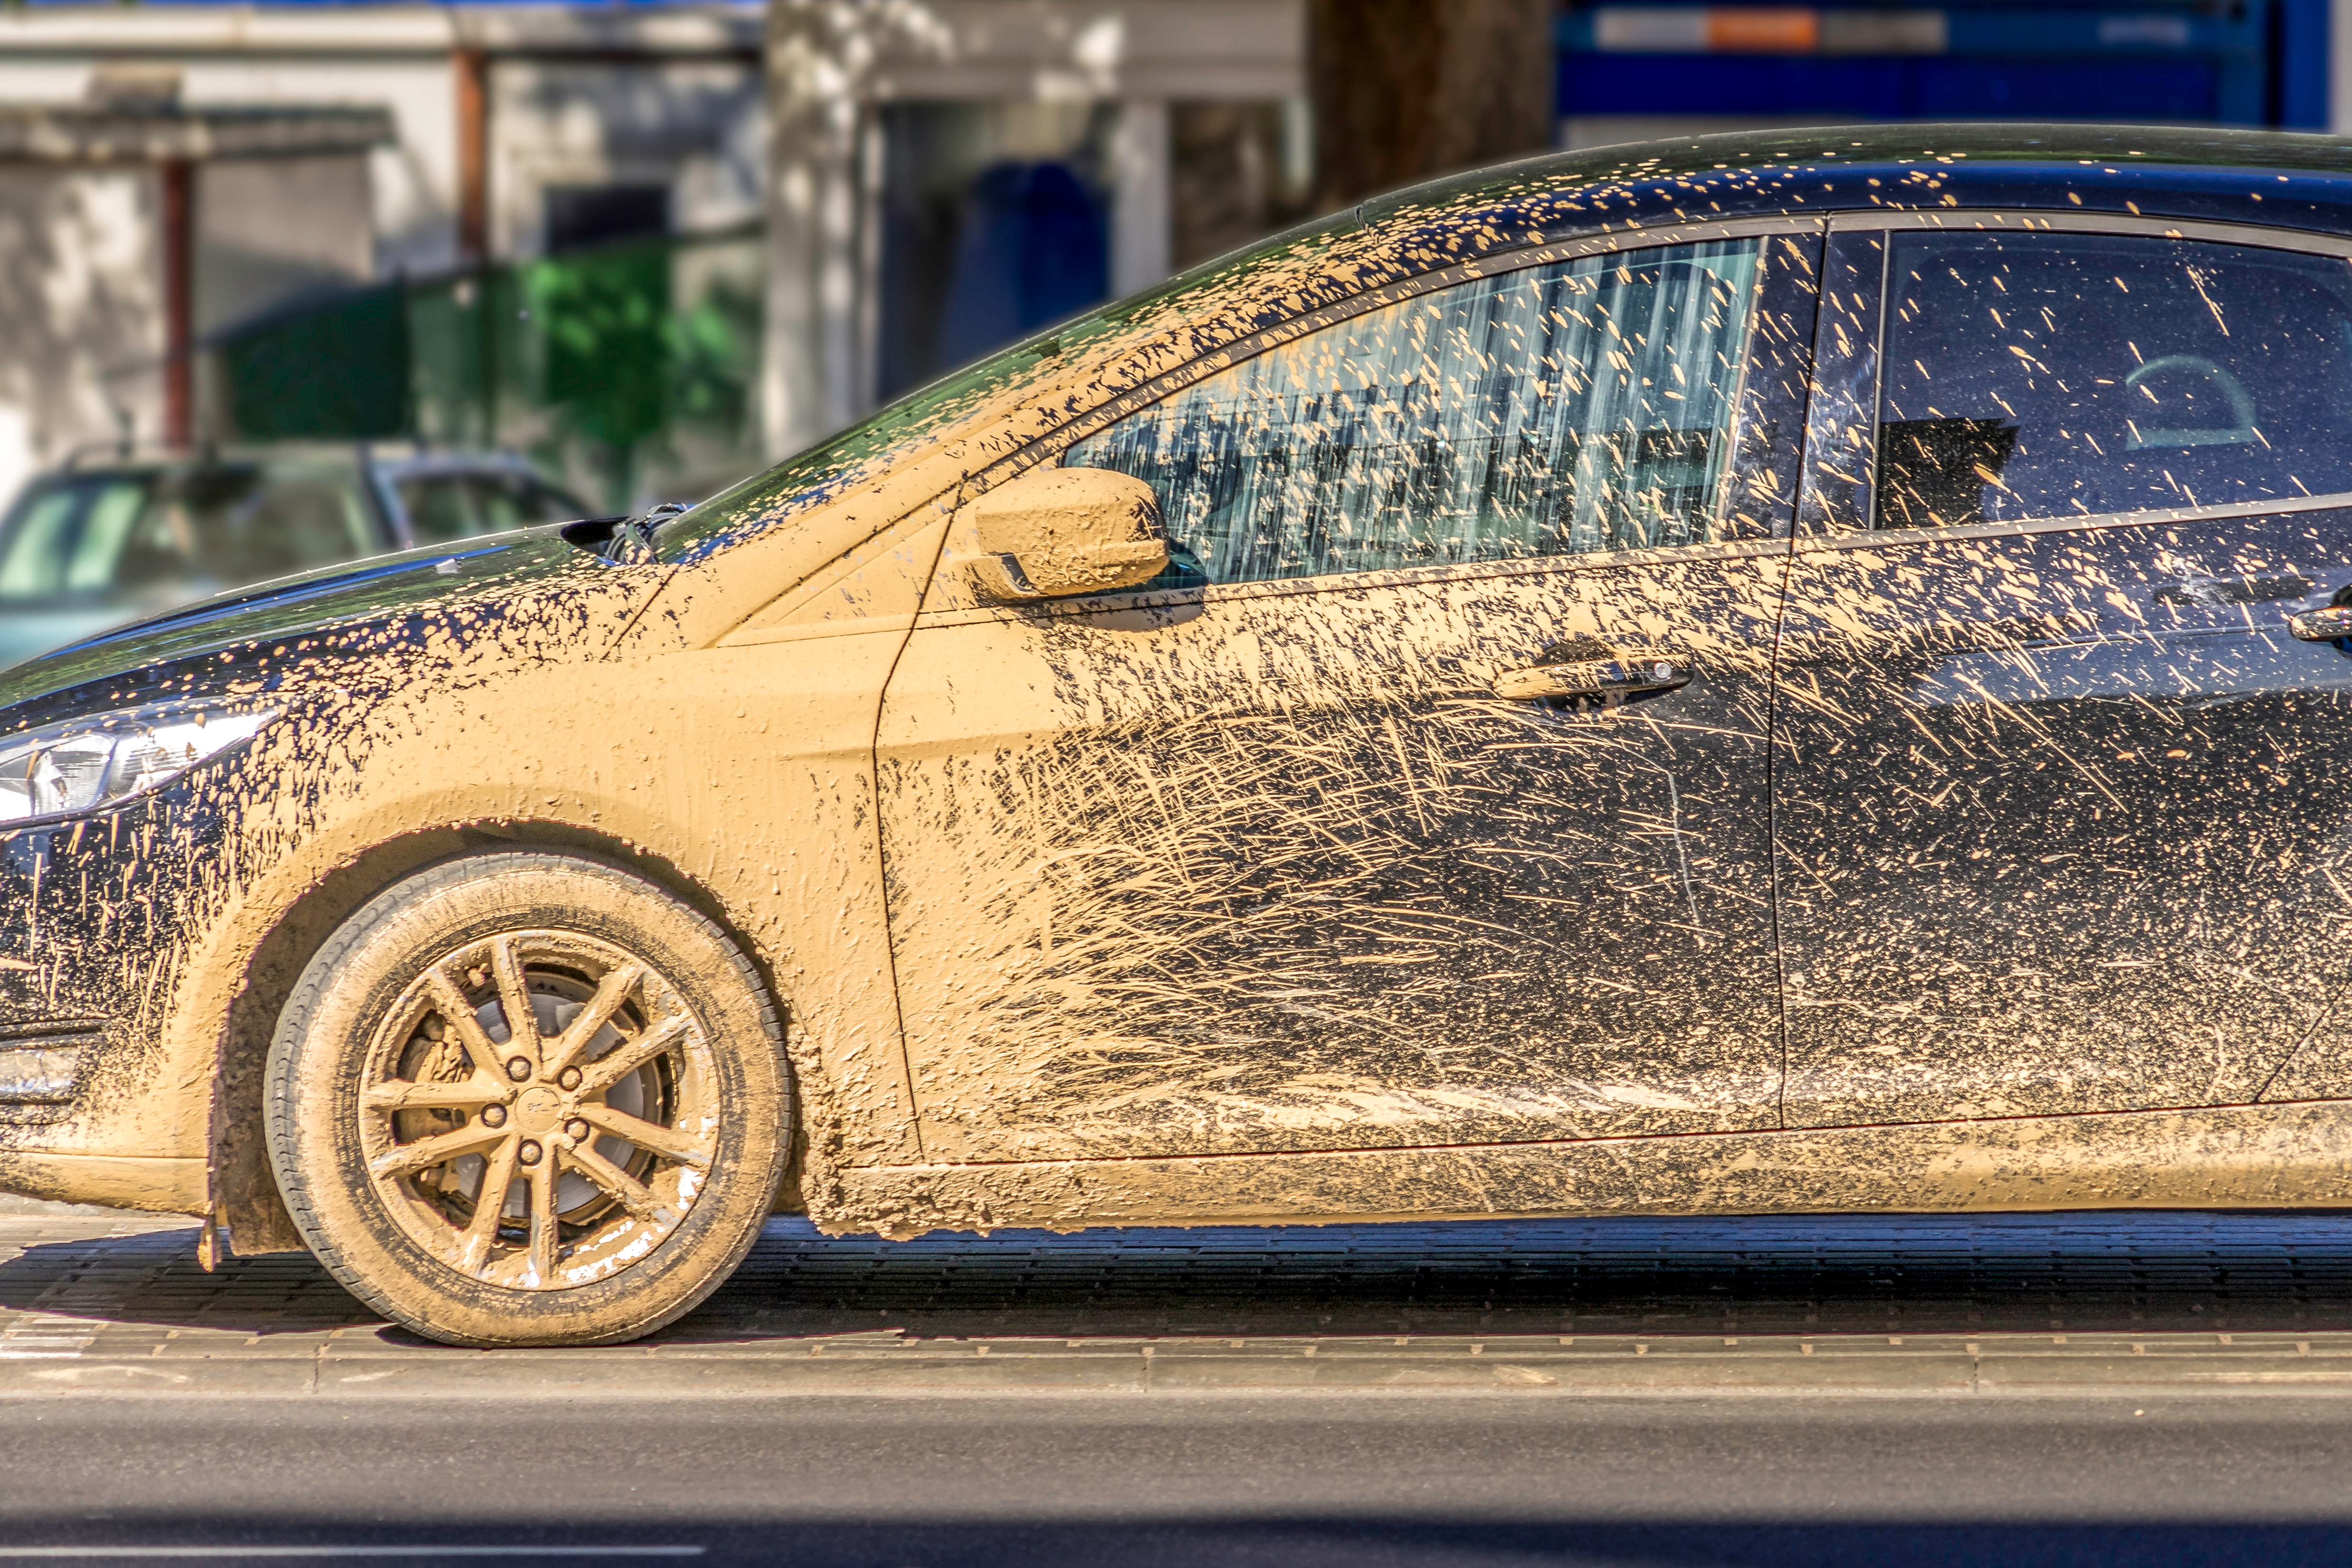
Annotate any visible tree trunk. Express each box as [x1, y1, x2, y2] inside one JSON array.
[[1310, 0, 1556, 212]]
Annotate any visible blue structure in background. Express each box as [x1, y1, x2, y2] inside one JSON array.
[[1559, 0, 2331, 131], [937, 162, 1111, 371]]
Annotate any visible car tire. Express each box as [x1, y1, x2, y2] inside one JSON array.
[[265, 850, 790, 1348]]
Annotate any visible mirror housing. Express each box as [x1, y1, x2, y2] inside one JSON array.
[[966, 466, 1170, 600]]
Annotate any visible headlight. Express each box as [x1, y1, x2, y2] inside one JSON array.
[[0, 700, 279, 826]]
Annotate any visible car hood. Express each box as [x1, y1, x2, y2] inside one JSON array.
[[0, 527, 672, 721]]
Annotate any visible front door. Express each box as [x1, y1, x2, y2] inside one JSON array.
[[1774, 218, 2352, 1127], [875, 228, 1821, 1164]]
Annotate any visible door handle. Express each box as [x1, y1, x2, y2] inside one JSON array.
[[1492, 650, 1694, 709]]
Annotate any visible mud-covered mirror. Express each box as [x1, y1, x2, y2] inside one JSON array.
[[966, 466, 1170, 599]]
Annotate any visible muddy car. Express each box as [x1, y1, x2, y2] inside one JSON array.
[[6, 124, 2352, 1348]]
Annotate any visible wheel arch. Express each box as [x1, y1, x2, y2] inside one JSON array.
[[210, 819, 806, 1257]]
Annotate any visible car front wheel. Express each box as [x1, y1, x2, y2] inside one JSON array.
[[266, 851, 790, 1347]]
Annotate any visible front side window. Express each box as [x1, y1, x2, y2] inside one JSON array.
[[470, 473, 590, 529], [401, 472, 589, 544], [1064, 238, 1762, 587], [120, 466, 376, 586], [1874, 231, 2352, 529]]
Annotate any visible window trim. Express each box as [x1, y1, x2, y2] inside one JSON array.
[[1796, 208, 2352, 549], [1826, 208, 2352, 257], [987, 216, 1826, 489]]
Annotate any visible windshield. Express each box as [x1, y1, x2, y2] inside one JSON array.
[[0, 465, 379, 601]]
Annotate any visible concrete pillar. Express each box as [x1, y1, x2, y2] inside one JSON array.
[[763, 0, 868, 460], [159, 158, 193, 449], [1111, 97, 1171, 298]]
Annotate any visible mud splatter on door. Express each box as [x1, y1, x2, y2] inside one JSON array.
[[1776, 221, 2352, 1126], [876, 230, 1824, 1164]]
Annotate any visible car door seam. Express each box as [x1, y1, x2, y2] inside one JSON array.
[[866, 484, 964, 1165]]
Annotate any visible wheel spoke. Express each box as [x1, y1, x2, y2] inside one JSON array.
[[420, 963, 509, 1084], [541, 961, 645, 1082], [488, 936, 542, 1073], [368, 929, 721, 1298], [456, 1137, 520, 1276], [563, 1140, 674, 1224], [362, 1079, 510, 1114], [576, 1013, 692, 1099], [578, 1102, 712, 1168], [369, 1118, 507, 1181], [527, 1152, 559, 1284]]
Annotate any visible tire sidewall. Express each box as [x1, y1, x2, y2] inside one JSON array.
[[267, 852, 789, 1347]]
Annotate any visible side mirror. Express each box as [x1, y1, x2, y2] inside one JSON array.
[[966, 466, 1170, 600]]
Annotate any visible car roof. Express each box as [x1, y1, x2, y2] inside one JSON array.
[[1363, 121, 2352, 224], [1098, 122, 2352, 415], [1095, 122, 2352, 375]]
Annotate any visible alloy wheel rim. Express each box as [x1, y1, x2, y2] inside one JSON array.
[[358, 930, 720, 1291]]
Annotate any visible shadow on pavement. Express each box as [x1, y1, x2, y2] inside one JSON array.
[[6, 1209, 2352, 1344], [0, 1515, 2344, 1567]]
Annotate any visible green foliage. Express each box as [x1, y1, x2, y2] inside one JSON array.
[[215, 229, 762, 513], [532, 243, 670, 454]]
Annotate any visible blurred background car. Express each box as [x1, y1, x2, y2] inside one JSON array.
[[0, 447, 591, 671]]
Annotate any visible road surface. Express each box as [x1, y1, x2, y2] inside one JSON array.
[[4, 1207, 2352, 1563]]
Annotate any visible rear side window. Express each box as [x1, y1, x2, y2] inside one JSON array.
[[1873, 231, 2352, 528], [399, 476, 476, 545], [400, 472, 589, 544], [1064, 238, 1762, 586]]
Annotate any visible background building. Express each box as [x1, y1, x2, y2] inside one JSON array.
[[0, 0, 2344, 516], [0, 83, 391, 510], [1554, 0, 2333, 148], [0, 0, 1307, 510]]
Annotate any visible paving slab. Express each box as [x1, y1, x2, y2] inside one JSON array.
[[9, 1207, 2352, 1395]]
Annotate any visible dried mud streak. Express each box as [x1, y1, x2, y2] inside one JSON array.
[[1774, 511, 2352, 1126], [878, 554, 1790, 1171]]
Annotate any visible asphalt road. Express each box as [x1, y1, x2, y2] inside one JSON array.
[[7, 1390, 2352, 1564], [7, 1207, 2352, 1564]]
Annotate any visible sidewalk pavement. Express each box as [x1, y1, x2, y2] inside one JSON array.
[[6, 1206, 2352, 1397]]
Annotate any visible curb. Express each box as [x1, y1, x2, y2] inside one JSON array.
[[5, 1331, 2351, 1397]]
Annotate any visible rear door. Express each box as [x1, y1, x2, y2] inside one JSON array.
[[1774, 216, 2352, 1127], [875, 225, 1821, 1165]]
